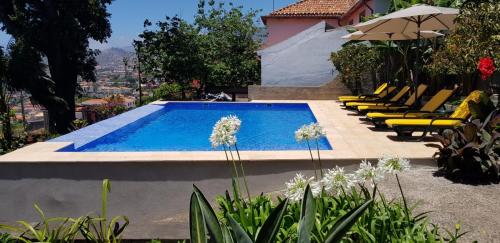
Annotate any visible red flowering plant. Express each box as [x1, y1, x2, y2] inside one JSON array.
[[477, 57, 496, 80]]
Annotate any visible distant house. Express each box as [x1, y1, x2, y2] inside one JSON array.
[[251, 0, 390, 99], [262, 0, 390, 47], [80, 98, 108, 106]]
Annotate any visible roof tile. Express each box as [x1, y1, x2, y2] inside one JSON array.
[[268, 0, 359, 17]]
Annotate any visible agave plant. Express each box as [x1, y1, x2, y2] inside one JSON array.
[[431, 109, 500, 182]]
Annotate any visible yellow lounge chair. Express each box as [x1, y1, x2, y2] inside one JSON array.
[[366, 88, 455, 126], [357, 84, 428, 113], [339, 86, 397, 105], [338, 82, 387, 102], [385, 90, 483, 137], [345, 85, 411, 109]]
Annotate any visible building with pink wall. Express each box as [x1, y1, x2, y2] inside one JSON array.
[[254, 0, 391, 91], [262, 0, 388, 47]]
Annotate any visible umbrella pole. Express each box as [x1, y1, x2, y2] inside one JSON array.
[[386, 33, 394, 97], [414, 18, 422, 108]]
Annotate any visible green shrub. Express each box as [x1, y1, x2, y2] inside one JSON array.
[[72, 119, 88, 129], [330, 44, 382, 95], [153, 82, 182, 100], [432, 109, 500, 183]]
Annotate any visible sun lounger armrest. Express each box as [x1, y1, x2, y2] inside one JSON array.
[[402, 110, 428, 117], [360, 94, 379, 100]]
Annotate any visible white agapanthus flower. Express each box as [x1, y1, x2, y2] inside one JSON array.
[[310, 180, 323, 197], [295, 124, 313, 142], [209, 115, 241, 148], [355, 160, 385, 187], [309, 122, 326, 139], [322, 166, 357, 195], [284, 173, 316, 202], [295, 122, 326, 142], [378, 156, 411, 174]]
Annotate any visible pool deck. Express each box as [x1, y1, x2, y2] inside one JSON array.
[[0, 100, 437, 163]]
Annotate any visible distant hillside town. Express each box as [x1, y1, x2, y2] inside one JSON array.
[[9, 46, 146, 134]]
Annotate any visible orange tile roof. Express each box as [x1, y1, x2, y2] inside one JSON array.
[[266, 0, 359, 18], [81, 99, 108, 106]]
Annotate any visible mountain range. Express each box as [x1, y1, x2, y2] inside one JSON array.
[[95, 47, 135, 67]]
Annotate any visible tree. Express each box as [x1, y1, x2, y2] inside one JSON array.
[[134, 0, 261, 99], [426, 0, 499, 92], [0, 46, 13, 147], [135, 16, 203, 98], [195, 0, 261, 88], [0, 0, 113, 134], [123, 56, 130, 79], [331, 43, 383, 94]]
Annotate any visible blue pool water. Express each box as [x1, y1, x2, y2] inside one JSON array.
[[62, 102, 332, 152]]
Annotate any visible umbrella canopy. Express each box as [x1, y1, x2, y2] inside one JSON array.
[[341, 30, 443, 40], [354, 4, 459, 33], [352, 4, 459, 107]]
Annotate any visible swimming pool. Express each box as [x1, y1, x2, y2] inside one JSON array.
[[56, 102, 332, 152]]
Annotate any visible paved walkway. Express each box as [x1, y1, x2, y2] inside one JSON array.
[[379, 167, 500, 242]]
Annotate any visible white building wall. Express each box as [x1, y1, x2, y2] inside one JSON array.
[[258, 21, 349, 87]]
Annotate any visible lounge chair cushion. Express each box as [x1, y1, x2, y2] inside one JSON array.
[[338, 83, 387, 101], [385, 119, 462, 127], [339, 86, 395, 102], [366, 112, 426, 119], [345, 86, 411, 107], [358, 105, 408, 111]]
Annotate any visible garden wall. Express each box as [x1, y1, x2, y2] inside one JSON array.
[[0, 160, 362, 240]]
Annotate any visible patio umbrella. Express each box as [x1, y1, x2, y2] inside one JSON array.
[[353, 4, 459, 106], [341, 30, 443, 41], [341, 30, 444, 96]]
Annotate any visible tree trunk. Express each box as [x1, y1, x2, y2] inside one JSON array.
[[47, 52, 77, 134], [53, 72, 76, 134], [0, 92, 12, 147]]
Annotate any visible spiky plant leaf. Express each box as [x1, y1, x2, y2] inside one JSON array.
[[190, 192, 207, 243], [255, 198, 288, 243], [227, 213, 252, 243], [325, 199, 373, 243], [297, 185, 315, 243], [193, 185, 224, 243]]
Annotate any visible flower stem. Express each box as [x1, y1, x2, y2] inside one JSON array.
[[315, 139, 323, 178], [306, 140, 318, 179], [233, 144, 251, 201], [234, 144, 254, 224], [224, 144, 241, 197], [396, 173, 410, 222]]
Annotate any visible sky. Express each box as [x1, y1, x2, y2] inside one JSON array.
[[0, 0, 296, 50]]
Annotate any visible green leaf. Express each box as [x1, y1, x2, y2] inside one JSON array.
[[190, 192, 207, 243], [221, 224, 235, 243], [193, 185, 224, 243], [325, 199, 373, 243], [102, 179, 111, 222], [227, 213, 252, 243], [255, 198, 288, 243], [297, 185, 315, 243]]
